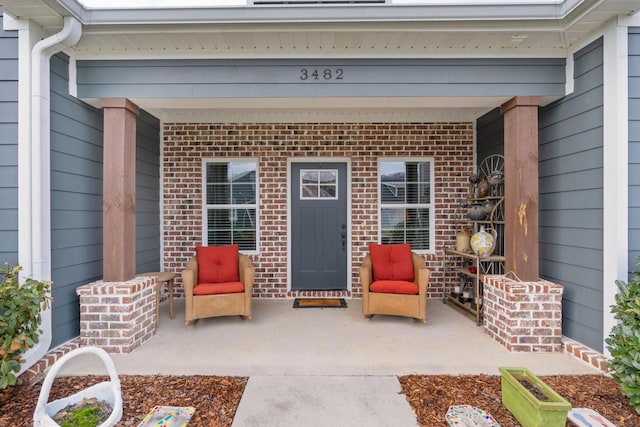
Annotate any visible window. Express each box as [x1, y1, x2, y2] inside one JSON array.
[[203, 159, 258, 251], [300, 169, 338, 199], [379, 159, 433, 251]]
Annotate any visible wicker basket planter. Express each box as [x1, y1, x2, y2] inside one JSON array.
[[33, 346, 122, 427], [499, 367, 571, 427]]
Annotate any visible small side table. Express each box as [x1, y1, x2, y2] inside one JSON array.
[[136, 271, 175, 327]]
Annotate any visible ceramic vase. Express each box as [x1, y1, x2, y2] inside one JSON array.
[[455, 228, 472, 253], [466, 205, 487, 220], [470, 226, 497, 257], [477, 176, 490, 198]]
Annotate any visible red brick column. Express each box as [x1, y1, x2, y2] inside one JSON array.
[[483, 275, 563, 352], [76, 277, 157, 353]]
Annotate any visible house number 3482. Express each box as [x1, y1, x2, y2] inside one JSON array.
[[299, 68, 344, 81]]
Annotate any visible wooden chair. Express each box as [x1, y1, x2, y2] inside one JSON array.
[[182, 245, 254, 325], [360, 243, 430, 323]]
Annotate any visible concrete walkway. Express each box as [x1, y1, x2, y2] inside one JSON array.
[[59, 299, 600, 426]]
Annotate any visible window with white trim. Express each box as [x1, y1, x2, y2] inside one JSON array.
[[203, 159, 258, 251], [379, 159, 433, 251]]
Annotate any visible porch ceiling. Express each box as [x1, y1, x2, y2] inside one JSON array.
[[92, 96, 517, 123]]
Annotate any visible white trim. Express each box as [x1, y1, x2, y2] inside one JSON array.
[[68, 54, 78, 97], [564, 50, 575, 95], [287, 157, 352, 293], [377, 157, 436, 255], [14, 19, 46, 376], [601, 15, 629, 356], [159, 123, 166, 270], [13, 17, 45, 280]]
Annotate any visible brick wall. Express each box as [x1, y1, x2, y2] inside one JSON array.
[[163, 123, 474, 298], [483, 275, 564, 352], [76, 277, 157, 353]]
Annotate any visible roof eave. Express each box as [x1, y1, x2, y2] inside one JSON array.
[[14, 0, 605, 26]]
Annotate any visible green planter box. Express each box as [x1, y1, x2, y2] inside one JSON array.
[[499, 367, 571, 427]]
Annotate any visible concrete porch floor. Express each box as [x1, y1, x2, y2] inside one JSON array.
[[57, 298, 600, 427], [61, 298, 597, 376]]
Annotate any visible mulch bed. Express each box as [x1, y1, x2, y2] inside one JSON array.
[[399, 374, 640, 426], [0, 374, 637, 426], [0, 375, 247, 426]]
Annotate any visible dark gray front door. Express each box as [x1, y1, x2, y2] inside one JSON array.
[[291, 162, 348, 290]]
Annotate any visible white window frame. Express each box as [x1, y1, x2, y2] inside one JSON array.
[[378, 157, 435, 254], [201, 158, 259, 254]]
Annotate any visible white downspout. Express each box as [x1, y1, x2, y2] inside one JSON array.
[[20, 16, 82, 375]]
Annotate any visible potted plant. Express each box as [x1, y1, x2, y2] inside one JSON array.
[[499, 366, 571, 427], [0, 263, 51, 389], [606, 257, 640, 414]]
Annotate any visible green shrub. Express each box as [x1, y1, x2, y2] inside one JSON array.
[[606, 257, 640, 414], [0, 263, 51, 388]]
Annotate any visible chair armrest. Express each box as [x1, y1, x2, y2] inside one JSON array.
[[359, 254, 372, 295], [411, 252, 430, 296], [182, 259, 197, 296], [239, 253, 255, 293], [417, 268, 430, 296]]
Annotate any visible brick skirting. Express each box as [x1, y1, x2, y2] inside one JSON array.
[[562, 336, 611, 372], [483, 275, 564, 352], [76, 276, 157, 353]]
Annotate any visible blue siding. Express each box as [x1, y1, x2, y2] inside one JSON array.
[[50, 53, 104, 347], [539, 38, 604, 351], [0, 13, 18, 265], [476, 108, 504, 163], [50, 54, 163, 346], [76, 58, 566, 99], [136, 110, 161, 273], [630, 28, 640, 276]]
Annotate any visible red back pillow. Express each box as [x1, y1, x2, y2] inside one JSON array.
[[368, 243, 415, 282], [196, 244, 240, 283]]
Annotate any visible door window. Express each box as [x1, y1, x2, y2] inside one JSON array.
[[300, 169, 338, 199]]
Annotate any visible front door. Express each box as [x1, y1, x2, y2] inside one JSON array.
[[291, 162, 348, 290]]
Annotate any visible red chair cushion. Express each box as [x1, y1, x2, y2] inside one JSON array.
[[370, 280, 419, 295], [196, 244, 240, 284], [193, 281, 244, 295], [368, 243, 415, 282]]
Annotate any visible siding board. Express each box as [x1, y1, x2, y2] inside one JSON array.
[[77, 58, 565, 99], [0, 12, 18, 265], [0, 38, 18, 59], [539, 169, 602, 192], [50, 53, 104, 347], [539, 38, 604, 351], [630, 28, 640, 273], [135, 110, 161, 274], [476, 108, 504, 163]]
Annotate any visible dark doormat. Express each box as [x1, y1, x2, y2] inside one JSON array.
[[293, 298, 347, 308]]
